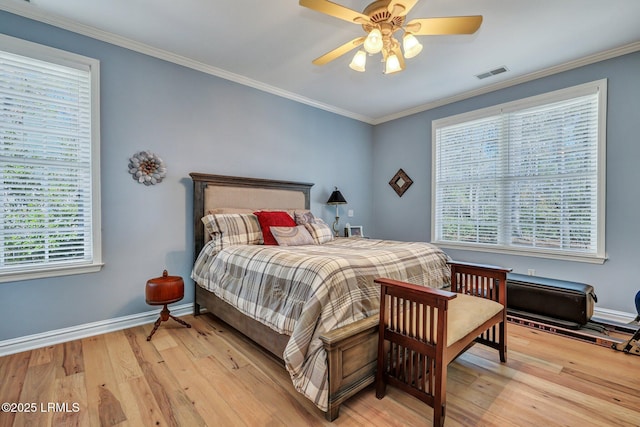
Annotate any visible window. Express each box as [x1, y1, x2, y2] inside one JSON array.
[[432, 80, 606, 263], [0, 34, 102, 282]]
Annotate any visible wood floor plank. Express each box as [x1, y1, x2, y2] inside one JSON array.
[[51, 373, 88, 427], [118, 376, 170, 427], [159, 344, 247, 426], [1, 315, 639, 427], [105, 329, 143, 384], [342, 385, 433, 427], [196, 316, 336, 424], [227, 359, 323, 426], [187, 315, 253, 370], [170, 321, 216, 360], [15, 362, 56, 426], [62, 340, 84, 377], [0, 350, 30, 427], [462, 350, 640, 426], [124, 325, 199, 427], [81, 333, 127, 426]]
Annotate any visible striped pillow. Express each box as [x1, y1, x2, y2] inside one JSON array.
[[201, 214, 264, 249], [304, 222, 334, 244]]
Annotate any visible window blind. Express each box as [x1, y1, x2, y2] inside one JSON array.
[[433, 81, 605, 261], [0, 47, 95, 273]]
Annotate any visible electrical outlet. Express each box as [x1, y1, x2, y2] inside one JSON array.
[[347, 209, 354, 217], [527, 269, 535, 276]]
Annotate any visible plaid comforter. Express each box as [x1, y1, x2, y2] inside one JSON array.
[[191, 238, 450, 411]]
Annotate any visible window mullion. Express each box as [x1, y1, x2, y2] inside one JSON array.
[[498, 113, 509, 246]]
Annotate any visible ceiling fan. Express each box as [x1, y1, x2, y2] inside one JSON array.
[[299, 0, 482, 74]]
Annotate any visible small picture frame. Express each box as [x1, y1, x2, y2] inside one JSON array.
[[345, 225, 364, 237]]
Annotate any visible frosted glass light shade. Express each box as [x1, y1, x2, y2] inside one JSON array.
[[385, 54, 402, 74], [402, 33, 423, 59], [349, 50, 367, 72], [363, 28, 383, 54]]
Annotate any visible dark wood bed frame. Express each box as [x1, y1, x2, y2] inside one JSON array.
[[190, 172, 379, 421]]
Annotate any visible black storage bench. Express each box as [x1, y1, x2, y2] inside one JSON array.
[[507, 273, 598, 329]]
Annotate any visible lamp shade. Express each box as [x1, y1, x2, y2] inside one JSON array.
[[363, 29, 383, 54], [384, 54, 402, 74], [402, 33, 423, 59], [349, 50, 367, 72], [327, 188, 347, 205]]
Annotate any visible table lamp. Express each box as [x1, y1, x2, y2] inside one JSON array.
[[326, 187, 347, 237]]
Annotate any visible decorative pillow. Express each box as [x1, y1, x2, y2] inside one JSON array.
[[270, 225, 315, 246], [304, 222, 334, 244], [294, 210, 315, 225], [253, 211, 296, 245], [201, 213, 263, 248], [258, 208, 296, 219]]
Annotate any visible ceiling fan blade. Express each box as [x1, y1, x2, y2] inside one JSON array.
[[300, 0, 370, 24], [405, 16, 483, 35], [387, 0, 419, 17], [312, 37, 366, 65]]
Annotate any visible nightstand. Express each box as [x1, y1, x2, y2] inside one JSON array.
[[145, 270, 191, 341]]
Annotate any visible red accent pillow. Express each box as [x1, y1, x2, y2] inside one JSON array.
[[253, 211, 296, 245]]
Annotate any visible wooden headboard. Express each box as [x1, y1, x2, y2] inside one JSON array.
[[190, 173, 314, 259]]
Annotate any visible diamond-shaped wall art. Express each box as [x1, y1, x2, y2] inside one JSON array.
[[389, 168, 413, 197]]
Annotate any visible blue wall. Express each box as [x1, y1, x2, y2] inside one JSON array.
[[1, 10, 637, 343], [372, 51, 640, 315], [0, 11, 373, 341]]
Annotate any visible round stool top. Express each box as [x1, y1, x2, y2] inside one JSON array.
[[145, 269, 184, 305]]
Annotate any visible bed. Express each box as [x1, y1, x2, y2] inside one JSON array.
[[189, 172, 451, 420]]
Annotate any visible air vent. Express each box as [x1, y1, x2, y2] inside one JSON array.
[[476, 66, 508, 80]]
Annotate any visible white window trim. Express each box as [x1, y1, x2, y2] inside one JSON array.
[[0, 34, 103, 283], [431, 80, 607, 264]]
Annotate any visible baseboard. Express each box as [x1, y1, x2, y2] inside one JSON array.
[[593, 307, 636, 325], [0, 303, 193, 357]]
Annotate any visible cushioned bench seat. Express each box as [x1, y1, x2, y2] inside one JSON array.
[[446, 293, 504, 346]]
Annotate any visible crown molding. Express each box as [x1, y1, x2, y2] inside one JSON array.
[[0, 0, 376, 124], [372, 41, 640, 124], [1, 1, 637, 125]]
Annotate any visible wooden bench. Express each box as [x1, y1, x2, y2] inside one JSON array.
[[375, 261, 511, 427]]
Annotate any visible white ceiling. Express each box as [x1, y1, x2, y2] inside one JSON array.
[[3, 0, 640, 123]]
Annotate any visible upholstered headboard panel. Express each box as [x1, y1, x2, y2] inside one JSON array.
[[190, 173, 314, 258], [203, 185, 307, 213]]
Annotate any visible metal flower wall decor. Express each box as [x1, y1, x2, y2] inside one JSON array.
[[128, 151, 166, 185]]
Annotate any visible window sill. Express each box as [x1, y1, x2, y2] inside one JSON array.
[[434, 242, 607, 264], [0, 262, 105, 283]]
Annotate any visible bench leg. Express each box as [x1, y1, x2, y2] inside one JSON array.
[[433, 363, 447, 427], [499, 321, 507, 363]]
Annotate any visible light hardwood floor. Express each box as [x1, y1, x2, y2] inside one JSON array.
[[1, 314, 638, 427]]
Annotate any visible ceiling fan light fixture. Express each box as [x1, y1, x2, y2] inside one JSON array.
[[363, 28, 383, 54], [299, 1, 483, 75], [402, 33, 423, 59], [349, 50, 367, 72], [384, 53, 402, 74]]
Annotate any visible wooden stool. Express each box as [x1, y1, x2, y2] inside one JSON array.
[[145, 269, 191, 341]]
